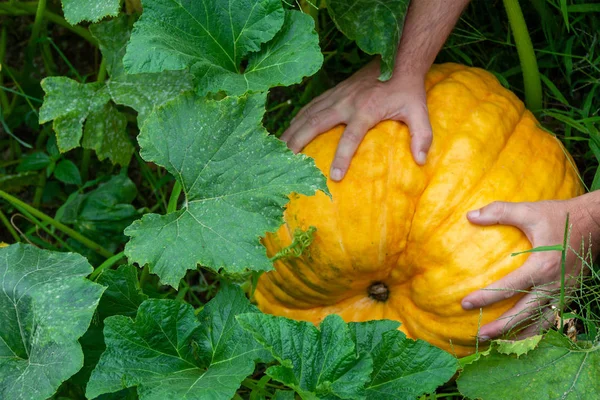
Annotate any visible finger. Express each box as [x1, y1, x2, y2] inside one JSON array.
[[290, 88, 334, 124], [477, 291, 550, 339], [402, 101, 432, 165], [462, 256, 550, 309], [281, 98, 335, 143], [329, 115, 377, 181], [284, 107, 347, 154], [511, 305, 556, 340], [467, 201, 535, 230]]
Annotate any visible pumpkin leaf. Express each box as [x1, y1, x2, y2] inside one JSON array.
[[39, 78, 111, 153], [39, 16, 193, 165], [71, 265, 149, 387], [191, 10, 323, 96], [55, 173, 141, 258], [60, 0, 120, 25], [494, 335, 543, 357], [124, 0, 321, 95], [349, 321, 459, 400], [86, 285, 270, 400], [124, 93, 326, 288], [0, 244, 105, 400], [96, 264, 148, 320], [327, 0, 410, 81], [237, 313, 373, 400], [457, 330, 600, 399], [90, 16, 195, 124]]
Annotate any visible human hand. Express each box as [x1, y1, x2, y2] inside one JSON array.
[[461, 194, 600, 340], [280, 59, 433, 181]]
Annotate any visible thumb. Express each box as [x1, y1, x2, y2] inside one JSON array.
[[467, 201, 534, 230]]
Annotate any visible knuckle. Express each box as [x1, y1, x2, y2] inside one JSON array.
[[538, 259, 557, 278], [488, 201, 507, 223], [286, 137, 303, 153], [342, 129, 364, 146], [307, 113, 321, 128]]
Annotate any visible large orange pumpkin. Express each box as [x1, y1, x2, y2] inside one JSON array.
[[255, 63, 583, 356]]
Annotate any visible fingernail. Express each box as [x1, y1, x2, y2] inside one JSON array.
[[416, 151, 427, 165], [478, 335, 490, 342], [331, 168, 343, 181], [467, 210, 480, 219], [462, 301, 474, 310]]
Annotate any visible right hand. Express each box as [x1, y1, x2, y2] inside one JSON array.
[[280, 59, 433, 181]]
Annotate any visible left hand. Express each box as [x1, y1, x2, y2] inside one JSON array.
[[461, 195, 600, 340]]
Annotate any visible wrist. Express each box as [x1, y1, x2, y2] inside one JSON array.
[[571, 190, 600, 256], [387, 66, 426, 89]]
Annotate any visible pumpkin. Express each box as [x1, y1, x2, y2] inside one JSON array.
[[255, 63, 583, 356]]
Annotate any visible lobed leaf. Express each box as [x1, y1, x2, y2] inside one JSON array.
[[90, 16, 195, 124], [39, 16, 193, 166], [457, 330, 600, 399], [71, 265, 148, 387], [61, 0, 121, 25], [237, 313, 373, 400], [55, 173, 141, 257], [124, 93, 327, 288], [349, 321, 459, 399], [192, 10, 323, 96], [0, 244, 105, 400], [39, 78, 110, 153], [87, 285, 269, 400], [125, 0, 321, 95]]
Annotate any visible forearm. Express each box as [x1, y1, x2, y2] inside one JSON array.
[[393, 0, 471, 77]]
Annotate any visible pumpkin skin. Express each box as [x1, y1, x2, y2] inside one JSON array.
[[255, 63, 583, 356]]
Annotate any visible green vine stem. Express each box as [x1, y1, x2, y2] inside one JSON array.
[[503, 0, 543, 111], [97, 57, 108, 83], [32, 170, 46, 209], [29, 0, 47, 48], [167, 180, 183, 213], [0, 26, 9, 113], [0, 208, 20, 242], [0, 2, 97, 45], [89, 251, 126, 280], [80, 149, 92, 182], [0, 189, 114, 258], [559, 214, 570, 331], [10, 202, 77, 252]]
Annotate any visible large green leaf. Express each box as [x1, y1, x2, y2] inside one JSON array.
[[71, 265, 148, 387], [39, 17, 193, 165], [124, 0, 321, 95], [61, 0, 120, 25], [56, 174, 141, 256], [90, 16, 194, 124], [191, 10, 323, 96], [124, 93, 327, 288], [39, 78, 110, 152], [87, 285, 269, 400], [237, 313, 373, 400], [457, 331, 600, 399], [349, 321, 458, 399], [0, 244, 105, 400], [327, 0, 410, 80]]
